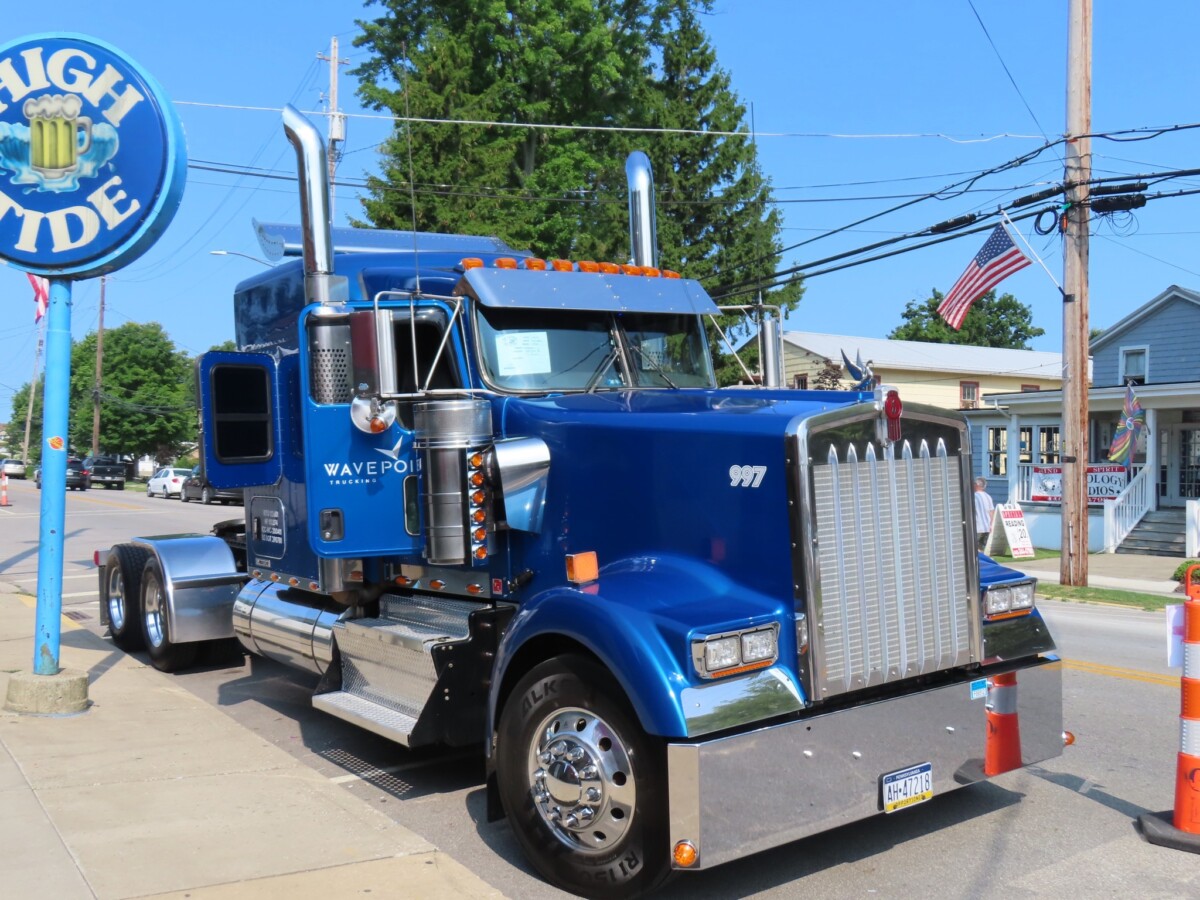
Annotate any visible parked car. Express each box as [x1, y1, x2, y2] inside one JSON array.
[[180, 464, 243, 505], [34, 458, 90, 491], [1, 458, 26, 479], [147, 466, 191, 498], [81, 455, 125, 490]]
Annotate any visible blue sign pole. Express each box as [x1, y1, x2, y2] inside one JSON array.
[[33, 279, 71, 675]]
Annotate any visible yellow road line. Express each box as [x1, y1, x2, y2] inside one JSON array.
[[1064, 658, 1178, 687], [13, 593, 82, 630]]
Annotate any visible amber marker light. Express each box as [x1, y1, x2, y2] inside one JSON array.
[[474, 546, 489, 560], [577, 260, 600, 273], [470, 471, 485, 488], [620, 264, 643, 275], [308, 581, 320, 591], [550, 258, 573, 271], [472, 509, 487, 524], [642, 267, 661, 277], [494, 257, 518, 269], [460, 257, 484, 270], [673, 841, 698, 868], [1063, 731, 1076, 746], [474, 527, 487, 542], [565, 551, 599, 584], [469, 452, 485, 468], [394, 575, 410, 587], [288, 577, 299, 587], [523, 258, 547, 270], [471, 490, 486, 505], [369, 416, 388, 434], [662, 269, 681, 279], [467, 583, 483, 595], [430, 579, 446, 590], [598, 261, 621, 274]]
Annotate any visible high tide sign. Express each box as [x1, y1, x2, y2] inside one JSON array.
[[0, 33, 186, 276]]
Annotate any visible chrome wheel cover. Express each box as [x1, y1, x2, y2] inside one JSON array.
[[142, 574, 166, 648], [105, 565, 126, 632], [527, 706, 636, 853]]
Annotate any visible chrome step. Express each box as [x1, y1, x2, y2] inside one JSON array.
[[312, 690, 419, 745]]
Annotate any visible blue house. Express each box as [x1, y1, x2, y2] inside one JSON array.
[[965, 285, 1200, 555]]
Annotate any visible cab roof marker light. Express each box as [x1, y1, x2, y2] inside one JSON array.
[[662, 269, 681, 279], [642, 267, 661, 277], [523, 258, 547, 270], [550, 258, 573, 271], [620, 264, 643, 275], [577, 260, 600, 273], [460, 257, 484, 270], [598, 261, 621, 274], [494, 257, 518, 269]]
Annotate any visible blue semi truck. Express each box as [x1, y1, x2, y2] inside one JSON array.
[[98, 107, 1063, 897]]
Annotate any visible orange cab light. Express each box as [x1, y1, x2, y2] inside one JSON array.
[[430, 579, 446, 590], [550, 258, 573, 272], [621, 264, 643, 276], [1063, 730, 1076, 746], [474, 546, 489, 560], [288, 577, 299, 587], [662, 269, 681, 279], [469, 452, 485, 468], [270, 573, 280, 582], [251, 570, 262, 580], [470, 471, 485, 487], [467, 583, 484, 595], [369, 416, 388, 434], [472, 509, 487, 524], [673, 841, 698, 868], [474, 527, 487, 542], [471, 489, 487, 505], [460, 257, 484, 270], [308, 581, 320, 591], [577, 260, 600, 273], [394, 575, 410, 587], [523, 258, 547, 270], [565, 551, 599, 584], [641, 267, 661, 277], [494, 257, 518, 269], [598, 261, 621, 274]]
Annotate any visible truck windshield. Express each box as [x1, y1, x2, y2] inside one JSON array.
[[474, 306, 714, 392]]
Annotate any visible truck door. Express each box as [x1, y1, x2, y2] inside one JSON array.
[[197, 351, 283, 489]]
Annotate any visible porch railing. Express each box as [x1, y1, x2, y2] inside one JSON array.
[[1103, 465, 1154, 553]]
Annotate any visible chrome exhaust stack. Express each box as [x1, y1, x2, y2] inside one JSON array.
[[626, 151, 658, 268], [282, 104, 347, 306]]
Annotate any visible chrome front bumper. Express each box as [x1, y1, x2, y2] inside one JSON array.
[[667, 657, 1063, 869]]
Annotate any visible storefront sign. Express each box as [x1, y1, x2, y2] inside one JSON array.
[[0, 33, 186, 277], [1030, 463, 1127, 504]]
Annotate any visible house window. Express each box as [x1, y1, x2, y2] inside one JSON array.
[[960, 381, 979, 409], [1019, 426, 1033, 464], [1120, 347, 1147, 385], [986, 427, 1007, 476], [793, 374, 808, 389], [1021, 384, 1040, 392], [1038, 426, 1061, 464]]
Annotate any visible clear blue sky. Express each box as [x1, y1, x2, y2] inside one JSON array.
[[4, 1, 1199, 424]]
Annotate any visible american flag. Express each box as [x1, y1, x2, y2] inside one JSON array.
[[27, 273, 49, 323], [937, 224, 1031, 330]]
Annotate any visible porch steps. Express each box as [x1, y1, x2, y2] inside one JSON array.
[[1116, 509, 1187, 557]]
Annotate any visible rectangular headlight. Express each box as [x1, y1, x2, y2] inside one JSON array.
[[741, 628, 777, 663], [984, 581, 1036, 618], [1011, 582, 1035, 610], [704, 636, 740, 672], [984, 587, 1012, 615]]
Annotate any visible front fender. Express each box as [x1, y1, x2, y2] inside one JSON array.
[[488, 553, 801, 744]]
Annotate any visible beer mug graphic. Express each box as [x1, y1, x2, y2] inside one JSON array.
[[23, 94, 93, 177]]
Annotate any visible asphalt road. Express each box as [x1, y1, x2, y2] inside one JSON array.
[[1, 478, 1196, 898]]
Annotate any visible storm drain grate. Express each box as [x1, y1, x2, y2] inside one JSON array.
[[63, 610, 89, 621]]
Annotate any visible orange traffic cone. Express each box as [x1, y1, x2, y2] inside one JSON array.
[[1139, 565, 1200, 853], [984, 671, 1023, 776], [0, 471, 9, 507]]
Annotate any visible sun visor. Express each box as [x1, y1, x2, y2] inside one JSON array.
[[253, 220, 522, 261], [458, 267, 720, 315]]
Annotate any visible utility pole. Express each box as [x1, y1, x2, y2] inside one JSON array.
[[22, 324, 44, 466], [1061, 0, 1092, 586], [318, 36, 348, 219], [92, 275, 106, 457]]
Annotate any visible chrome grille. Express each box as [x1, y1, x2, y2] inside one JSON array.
[[811, 437, 974, 699]]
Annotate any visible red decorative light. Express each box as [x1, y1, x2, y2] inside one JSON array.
[[884, 390, 903, 443]]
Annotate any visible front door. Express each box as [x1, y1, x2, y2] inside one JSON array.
[[1161, 426, 1200, 506]]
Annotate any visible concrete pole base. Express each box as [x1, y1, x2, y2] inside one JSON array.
[[3, 668, 89, 715]]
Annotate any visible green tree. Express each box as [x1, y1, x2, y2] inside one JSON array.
[[353, 1, 799, 333], [889, 289, 1045, 349], [68, 322, 195, 463]]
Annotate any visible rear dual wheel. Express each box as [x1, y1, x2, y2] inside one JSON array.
[[102, 545, 148, 651], [139, 557, 198, 672], [497, 655, 670, 899]]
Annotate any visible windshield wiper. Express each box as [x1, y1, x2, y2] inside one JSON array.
[[627, 343, 679, 389], [584, 348, 621, 393]]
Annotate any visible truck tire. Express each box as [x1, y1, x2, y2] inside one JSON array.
[[139, 556, 198, 672], [497, 655, 670, 899], [102, 545, 148, 652]]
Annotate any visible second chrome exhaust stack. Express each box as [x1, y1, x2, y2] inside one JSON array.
[[283, 104, 347, 305]]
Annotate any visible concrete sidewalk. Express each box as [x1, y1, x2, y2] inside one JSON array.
[[1011, 552, 1185, 597], [0, 587, 504, 900]]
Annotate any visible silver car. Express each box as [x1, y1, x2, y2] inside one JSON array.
[[1, 459, 26, 479]]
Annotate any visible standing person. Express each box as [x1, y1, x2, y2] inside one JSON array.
[[974, 476, 996, 551]]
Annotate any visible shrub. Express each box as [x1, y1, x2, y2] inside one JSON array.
[[1171, 560, 1200, 582]]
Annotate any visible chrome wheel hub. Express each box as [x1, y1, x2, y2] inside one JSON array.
[[143, 577, 165, 648], [106, 567, 125, 631], [527, 707, 635, 853]]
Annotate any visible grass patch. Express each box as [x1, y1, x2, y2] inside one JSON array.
[[1036, 582, 1176, 611], [989, 548, 1061, 563]]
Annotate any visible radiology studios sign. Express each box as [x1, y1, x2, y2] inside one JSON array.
[[0, 33, 185, 275], [0, 33, 185, 677]]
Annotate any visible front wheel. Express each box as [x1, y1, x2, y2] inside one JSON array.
[[497, 655, 670, 899], [140, 557, 198, 672]]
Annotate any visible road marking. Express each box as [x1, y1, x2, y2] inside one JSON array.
[[14, 593, 82, 630], [1064, 658, 1178, 687]]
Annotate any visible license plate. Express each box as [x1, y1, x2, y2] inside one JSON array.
[[881, 762, 933, 813]]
